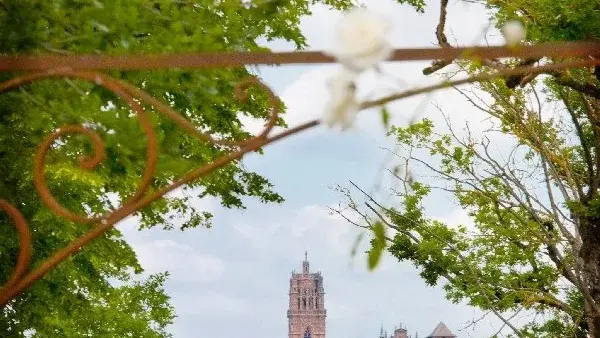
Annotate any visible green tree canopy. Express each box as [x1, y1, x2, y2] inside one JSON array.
[[0, 0, 355, 336]]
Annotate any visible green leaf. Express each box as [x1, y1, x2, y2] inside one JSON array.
[[367, 246, 383, 270], [367, 221, 387, 270], [380, 106, 391, 129]]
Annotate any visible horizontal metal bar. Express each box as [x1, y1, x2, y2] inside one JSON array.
[[0, 41, 598, 71]]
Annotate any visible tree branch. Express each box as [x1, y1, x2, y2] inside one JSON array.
[[581, 95, 600, 198], [423, 0, 453, 75], [559, 89, 595, 199], [552, 72, 600, 100]]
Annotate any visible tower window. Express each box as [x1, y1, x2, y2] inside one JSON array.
[[303, 298, 306, 309], [297, 297, 300, 310]]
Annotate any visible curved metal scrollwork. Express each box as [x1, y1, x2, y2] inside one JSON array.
[[0, 68, 285, 305], [35, 125, 109, 223], [0, 42, 599, 306], [1, 71, 159, 225], [0, 200, 32, 294]]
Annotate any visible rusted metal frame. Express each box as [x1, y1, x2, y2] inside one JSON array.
[[0, 41, 599, 71], [0, 42, 599, 306]]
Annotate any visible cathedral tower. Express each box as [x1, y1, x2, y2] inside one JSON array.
[[288, 252, 326, 338]]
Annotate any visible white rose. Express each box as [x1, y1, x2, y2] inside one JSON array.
[[501, 20, 526, 47], [323, 68, 360, 130], [326, 8, 392, 72]]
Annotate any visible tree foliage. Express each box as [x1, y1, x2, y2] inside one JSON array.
[[338, 0, 600, 337], [0, 0, 355, 336]]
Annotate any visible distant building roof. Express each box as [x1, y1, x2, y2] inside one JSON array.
[[426, 322, 456, 338]]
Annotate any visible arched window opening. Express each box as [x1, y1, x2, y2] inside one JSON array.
[[302, 298, 307, 309]]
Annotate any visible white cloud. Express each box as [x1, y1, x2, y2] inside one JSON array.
[[433, 207, 477, 232], [326, 298, 361, 321], [233, 204, 354, 256], [233, 220, 282, 249], [132, 238, 225, 283], [116, 197, 225, 286], [172, 291, 250, 315]]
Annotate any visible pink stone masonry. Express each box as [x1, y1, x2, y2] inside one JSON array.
[[288, 252, 326, 338]]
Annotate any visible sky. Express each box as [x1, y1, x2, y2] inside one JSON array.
[[119, 0, 521, 337]]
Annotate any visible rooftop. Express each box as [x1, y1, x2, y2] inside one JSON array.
[[426, 322, 456, 338]]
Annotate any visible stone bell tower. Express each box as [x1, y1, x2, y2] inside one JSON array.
[[287, 252, 326, 338]]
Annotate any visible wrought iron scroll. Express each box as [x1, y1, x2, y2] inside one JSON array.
[[0, 41, 599, 306]]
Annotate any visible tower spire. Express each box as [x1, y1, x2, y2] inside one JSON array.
[[302, 251, 309, 273]]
